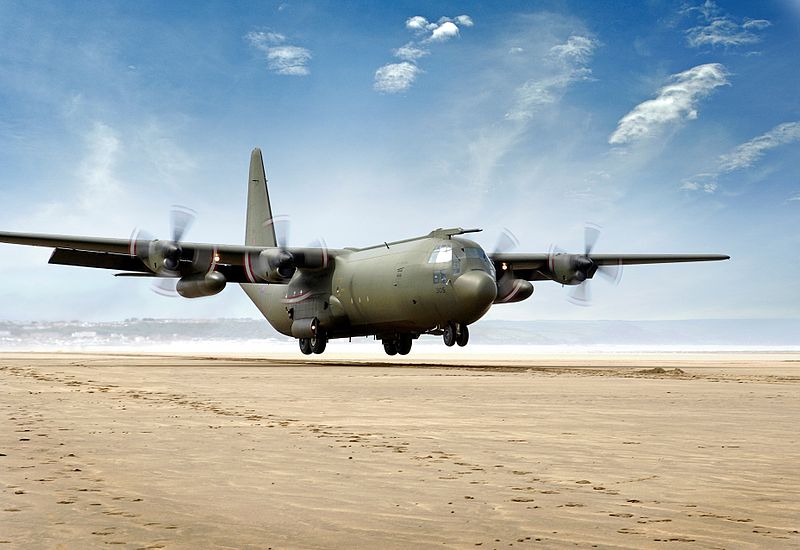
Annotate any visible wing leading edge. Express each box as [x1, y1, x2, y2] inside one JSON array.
[[489, 252, 730, 282], [0, 230, 340, 284]]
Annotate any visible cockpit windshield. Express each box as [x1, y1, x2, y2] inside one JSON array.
[[464, 247, 489, 261], [465, 247, 496, 277]]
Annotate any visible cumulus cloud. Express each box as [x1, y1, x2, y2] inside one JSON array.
[[682, 121, 800, 194], [683, 1, 770, 48], [428, 21, 460, 42], [374, 15, 473, 93], [373, 62, 421, 93], [405, 16, 429, 32], [245, 30, 311, 76], [505, 35, 598, 121], [394, 42, 429, 62], [718, 122, 800, 172], [608, 63, 729, 145]]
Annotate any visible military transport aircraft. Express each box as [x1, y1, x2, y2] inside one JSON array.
[[0, 149, 729, 355]]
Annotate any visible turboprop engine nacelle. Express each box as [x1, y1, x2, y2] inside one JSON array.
[[138, 239, 182, 273], [257, 249, 296, 282], [495, 271, 534, 303], [549, 253, 596, 285], [176, 271, 227, 298]]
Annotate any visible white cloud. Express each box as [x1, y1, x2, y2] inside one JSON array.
[[506, 35, 597, 121], [680, 180, 717, 193], [718, 122, 800, 172], [373, 62, 421, 93], [608, 63, 729, 145], [406, 16, 430, 32], [245, 30, 311, 76], [505, 71, 591, 121], [78, 121, 121, 209], [454, 15, 474, 27], [375, 15, 473, 93], [683, 1, 770, 48], [394, 42, 429, 61], [550, 35, 596, 63], [682, 121, 800, 194], [788, 193, 800, 202], [509, 47, 524, 54], [265, 46, 312, 76], [427, 21, 460, 42], [743, 19, 771, 31]]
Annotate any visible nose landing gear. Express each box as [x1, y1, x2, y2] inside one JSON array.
[[443, 322, 469, 347]]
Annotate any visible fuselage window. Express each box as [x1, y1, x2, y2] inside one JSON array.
[[428, 244, 453, 264]]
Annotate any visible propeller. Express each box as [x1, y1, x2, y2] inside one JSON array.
[[262, 215, 295, 279], [493, 227, 519, 254], [548, 223, 622, 307], [257, 215, 329, 279], [130, 205, 197, 297], [162, 205, 196, 271]]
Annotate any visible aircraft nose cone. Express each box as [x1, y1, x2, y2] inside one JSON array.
[[453, 270, 497, 322]]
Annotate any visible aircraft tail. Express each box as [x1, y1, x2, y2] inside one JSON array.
[[245, 148, 278, 248]]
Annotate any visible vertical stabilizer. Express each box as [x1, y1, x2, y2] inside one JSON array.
[[245, 148, 278, 247]]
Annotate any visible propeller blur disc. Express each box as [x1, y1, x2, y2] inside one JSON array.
[[170, 205, 196, 243]]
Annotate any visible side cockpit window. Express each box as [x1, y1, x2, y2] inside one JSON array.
[[428, 244, 453, 264]]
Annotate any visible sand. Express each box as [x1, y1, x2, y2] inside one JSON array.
[[2, 352, 799, 549]]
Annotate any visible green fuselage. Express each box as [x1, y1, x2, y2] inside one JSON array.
[[242, 236, 497, 340]]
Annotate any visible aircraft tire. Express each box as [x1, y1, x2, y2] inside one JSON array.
[[397, 334, 412, 355], [383, 340, 398, 356], [311, 330, 327, 354], [456, 324, 469, 347], [299, 338, 312, 355], [443, 323, 456, 347]]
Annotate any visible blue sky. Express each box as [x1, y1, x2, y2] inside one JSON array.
[[0, 0, 798, 322]]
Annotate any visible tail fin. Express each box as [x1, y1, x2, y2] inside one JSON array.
[[245, 148, 278, 247]]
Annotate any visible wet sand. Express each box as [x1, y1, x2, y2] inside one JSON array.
[[2, 352, 799, 549]]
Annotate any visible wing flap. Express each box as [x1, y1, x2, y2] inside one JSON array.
[[49, 248, 149, 272]]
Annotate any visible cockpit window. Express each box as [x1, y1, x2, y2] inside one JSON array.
[[428, 244, 453, 264], [465, 247, 489, 261]]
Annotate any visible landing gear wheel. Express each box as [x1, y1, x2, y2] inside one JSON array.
[[397, 334, 413, 355], [299, 338, 312, 355], [443, 323, 456, 347], [383, 340, 398, 356], [311, 329, 327, 354], [456, 324, 469, 347]]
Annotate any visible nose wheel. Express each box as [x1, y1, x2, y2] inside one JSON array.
[[443, 322, 469, 347]]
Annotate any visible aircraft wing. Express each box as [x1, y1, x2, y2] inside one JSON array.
[[489, 252, 730, 281], [0, 231, 334, 283]]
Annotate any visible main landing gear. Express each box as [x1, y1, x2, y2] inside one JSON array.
[[299, 328, 327, 355], [382, 334, 413, 356], [443, 322, 469, 347]]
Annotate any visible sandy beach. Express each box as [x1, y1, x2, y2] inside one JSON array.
[[2, 352, 799, 549]]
